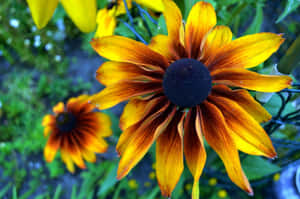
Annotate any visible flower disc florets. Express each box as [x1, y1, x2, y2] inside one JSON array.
[[163, 58, 212, 108], [56, 112, 77, 132]]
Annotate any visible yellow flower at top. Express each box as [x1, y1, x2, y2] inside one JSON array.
[[26, 0, 97, 32], [42, 95, 112, 172], [90, 0, 292, 198], [94, 0, 164, 38]]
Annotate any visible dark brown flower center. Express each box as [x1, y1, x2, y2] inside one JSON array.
[[163, 58, 212, 108], [56, 112, 77, 133], [107, 2, 117, 10]]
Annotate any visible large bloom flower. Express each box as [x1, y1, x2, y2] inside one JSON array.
[[94, 0, 164, 38], [42, 95, 112, 172], [26, 0, 97, 32], [90, 0, 292, 197]]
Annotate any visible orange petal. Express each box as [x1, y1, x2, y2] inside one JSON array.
[[90, 81, 163, 110], [149, 34, 186, 62], [91, 36, 168, 69], [63, 135, 86, 169], [94, 112, 112, 137], [44, 131, 61, 162], [81, 149, 96, 163], [200, 101, 253, 194], [156, 112, 184, 197], [212, 68, 292, 92], [162, 0, 184, 44], [61, 148, 75, 173], [184, 107, 206, 199], [53, 102, 65, 114], [94, 8, 117, 38], [74, 128, 108, 153], [185, 1, 216, 58], [117, 103, 176, 179], [42, 114, 55, 127], [119, 98, 151, 130], [201, 25, 232, 64], [211, 85, 271, 123], [96, 61, 163, 86], [209, 33, 284, 70], [209, 96, 276, 158], [117, 96, 168, 154]]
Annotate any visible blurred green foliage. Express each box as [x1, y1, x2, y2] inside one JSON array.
[[0, 0, 299, 198]]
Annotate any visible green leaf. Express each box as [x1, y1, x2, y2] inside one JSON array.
[[276, 0, 300, 23], [0, 183, 11, 198], [242, 156, 281, 180], [53, 184, 63, 199], [277, 36, 300, 74], [155, 15, 167, 36], [97, 164, 118, 197], [244, 2, 263, 34], [12, 186, 17, 199]]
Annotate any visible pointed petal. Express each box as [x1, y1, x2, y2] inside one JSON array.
[[184, 107, 206, 199], [209, 33, 284, 70], [44, 126, 52, 137], [185, 1, 216, 58], [61, 148, 75, 173], [95, 9, 117, 38], [117, 103, 176, 179], [44, 131, 61, 162], [162, 0, 184, 43], [42, 114, 55, 127], [135, 0, 164, 12], [94, 112, 112, 137], [201, 26, 232, 64], [90, 81, 163, 110], [156, 112, 184, 197], [60, 0, 97, 32], [149, 34, 186, 62], [74, 129, 108, 153], [81, 149, 96, 163], [26, 0, 58, 29], [63, 135, 86, 169], [212, 68, 292, 92], [96, 61, 163, 86], [200, 101, 253, 194], [209, 96, 276, 158], [211, 85, 271, 123], [53, 102, 65, 114], [91, 36, 168, 68], [117, 96, 168, 154]]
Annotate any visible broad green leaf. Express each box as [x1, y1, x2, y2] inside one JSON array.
[[276, 0, 300, 23], [244, 2, 263, 34], [277, 36, 300, 74], [242, 156, 281, 180]]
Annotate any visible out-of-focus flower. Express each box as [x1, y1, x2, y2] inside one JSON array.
[[31, 26, 37, 32], [55, 55, 62, 62], [9, 19, 20, 28], [42, 95, 112, 172], [208, 178, 217, 186], [94, 0, 164, 38], [24, 39, 31, 46], [128, 179, 138, 189], [26, 0, 96, 32], [34, 35, 41, 47], [45, 43, 53, 51], [218, 190, 228, 198], [90, 0, 292, 198]]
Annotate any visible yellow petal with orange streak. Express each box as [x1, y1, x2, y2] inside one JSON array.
[[185, 1, 216, 58], [94, 8, 117, 38], [91, 36, 168, 68], [184, 107, 206, 199], [156, 112, 184, 197], [200, 101, 253, 195], [53, 102, 65, 114], [209, 96, 276, 158], [209, 33, 284, 70], [211, 85, 271, 123], [212, 68, 292, 92]]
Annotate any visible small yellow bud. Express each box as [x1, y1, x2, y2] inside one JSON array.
[[218, 189, 227, 198], [149, 171, 156, 180], [128, 179, 138, 189], [185, 183, 192, 191], [144, 181, 151, 187], [273, 173, 280, 181], [208, 178, 217, 186]]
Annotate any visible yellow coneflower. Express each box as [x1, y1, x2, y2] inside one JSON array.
[[42, 95, 112, 172], [90, 0, 292, 198]]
